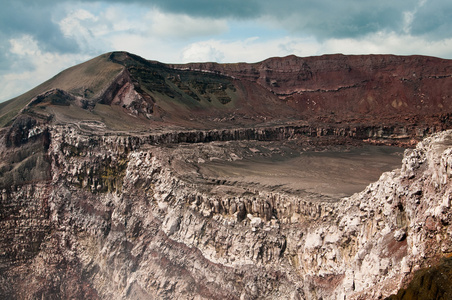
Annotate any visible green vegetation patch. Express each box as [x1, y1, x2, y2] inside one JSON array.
[[76, 157, 128, 194], [386, 257, 452, 300]]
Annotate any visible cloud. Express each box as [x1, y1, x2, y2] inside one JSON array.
[[121, 0, 261, 19], [146, 10, 228, 39], [322, 31, 452, 58], [58, 9, 101, 54], [0, 35, 91, 102], [1, 0, 452, 103], [0, 2, 79, 55], [181, 42, 226, 62], [180, 32, 452, 64], [99, 0, 451, 41], [409, 0, 452, 39], [180, 37, 320, 63], [5, 1, 452, 44], [260, 1, 419, 39], [107, 0, 447, 41]]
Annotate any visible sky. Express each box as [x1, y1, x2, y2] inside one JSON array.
[[1, 0, 452, 102]]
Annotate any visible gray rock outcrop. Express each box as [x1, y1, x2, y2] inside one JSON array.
[[0, 124, 451, 299]]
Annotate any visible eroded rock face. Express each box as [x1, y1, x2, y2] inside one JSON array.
[[5, 52, 451, 144], [172, 54, 452, 118], [1, 120, 451, 299], [1, 52, 452, 299]]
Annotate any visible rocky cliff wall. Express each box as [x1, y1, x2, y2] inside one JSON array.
[[44, 119, 450, 150], [171, 54, 452, 119], [1, 123, 451, 299]]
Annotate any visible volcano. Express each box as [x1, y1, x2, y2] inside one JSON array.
[[1, 51, 452, 137], [1, 52, 452, 299]]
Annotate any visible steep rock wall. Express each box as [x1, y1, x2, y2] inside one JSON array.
[[0, 125, 451, 299], [171, 54, 452, 119]]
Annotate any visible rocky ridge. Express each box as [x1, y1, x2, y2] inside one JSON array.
[[2, 52, 452, 142], [171, 54, 452, 118]]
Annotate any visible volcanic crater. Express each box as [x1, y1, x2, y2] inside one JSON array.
[[0, 52, 452, 299]]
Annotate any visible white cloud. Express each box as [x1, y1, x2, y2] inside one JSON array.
[[146, 10, 228, 39], [180, 36, 323, 63], [403, 11, 415, 34], [322, 31, 452, 58], [181, 38, 277, 63], [56, 6, 230, 61], [59, 9, 98, 38], [178, 31, 452, 65], [402, 0, 428, 34], [9, 35, 40, 56], [102, 6, 143, 33], [181, 42, 225, 62], [58, 8, 106, 54], [107, 31, 184, 63], [0, 35, 90, 102]]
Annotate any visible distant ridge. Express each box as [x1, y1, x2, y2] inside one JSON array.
[[1, 51, 452, 137]]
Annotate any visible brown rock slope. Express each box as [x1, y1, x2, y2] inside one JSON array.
[[173, 54, 452, 119], [1, 52, 452, 142]]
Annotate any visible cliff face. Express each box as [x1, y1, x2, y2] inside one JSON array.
[[1, 52, 452, 299], [172, 54, 452, 119], [0, 119, 451, 299]]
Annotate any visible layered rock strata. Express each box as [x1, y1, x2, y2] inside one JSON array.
[[3, 52, 452, 138], [0, 121, 451, 299], [1, 52, 452, 299], [172, 54, 452, 118]]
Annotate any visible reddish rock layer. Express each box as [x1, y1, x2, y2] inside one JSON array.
[[171, 54, 452, 120]]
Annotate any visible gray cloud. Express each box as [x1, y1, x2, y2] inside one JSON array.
[[2, 0, 451, 60], [144, 0, 262, 19], [409, 1, 452, 39], [102, 0, 416, 38], [0, 2, 79, 55], [265, 0, 414, 39], [118, 0, 447, 40]]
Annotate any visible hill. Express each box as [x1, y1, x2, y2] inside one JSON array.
[[1, 51, 452, 142]]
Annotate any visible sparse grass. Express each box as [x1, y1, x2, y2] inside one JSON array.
[[38, 53, 124, 99], [0, 53, 124, 128], [0, 51, 242, 129]]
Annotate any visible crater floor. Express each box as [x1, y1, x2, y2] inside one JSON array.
[[163, 140, 405, 201]]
